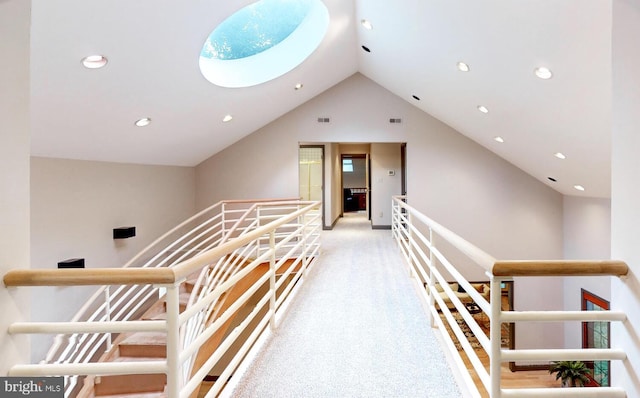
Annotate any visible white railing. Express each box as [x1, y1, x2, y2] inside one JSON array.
[[3, 198, 321, 398], [35, 197, 297, 396], [391, 196, 628, 398]]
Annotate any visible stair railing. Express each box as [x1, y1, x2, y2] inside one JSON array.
[[392, 195, 628, 398], [2, 197, 316, 398], [179, 200, 321, 397]]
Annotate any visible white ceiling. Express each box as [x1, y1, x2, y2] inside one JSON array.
[[29, 0, 612, 198]]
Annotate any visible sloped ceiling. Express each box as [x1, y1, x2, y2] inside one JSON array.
[[29, 0, 611, 198]]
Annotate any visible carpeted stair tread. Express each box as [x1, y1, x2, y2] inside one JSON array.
[[118, 332, 167, 358]]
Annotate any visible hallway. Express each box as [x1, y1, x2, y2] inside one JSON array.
[[222, 212, 462, 397]]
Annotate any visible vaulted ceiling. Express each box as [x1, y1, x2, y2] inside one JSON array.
[[29, 0, 611, 198]]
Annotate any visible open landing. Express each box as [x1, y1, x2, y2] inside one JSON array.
[[438, 305, 560, 396], [221, 213, 462, 397]]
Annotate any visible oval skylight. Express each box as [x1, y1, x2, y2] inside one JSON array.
[[199, 0, 329, 88]]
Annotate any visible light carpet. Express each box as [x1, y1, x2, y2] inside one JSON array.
[[225, 213, 462, 397]]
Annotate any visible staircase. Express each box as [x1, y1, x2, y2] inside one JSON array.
[[2, 199, 322, 398], [77, 274, 195, 398], [76, 258, 302, 398]]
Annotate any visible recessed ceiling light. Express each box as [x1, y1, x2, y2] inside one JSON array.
[[554, 152, 566, 159], [548, 177, 557, 182], [494, 136, 504, 143], [535, 67, 553, 79], [574, 185, 585, 191], [82, 55, 108, 69], [457, 62, 470, 72], [295, 83, 303, 90], [477, 105, 489, 114], [361, 19, 373, 30], [361, 45, 371, 53], [134, 118, 151, 127], [412, 95, 420, 101], [222, 114, 233, 122]]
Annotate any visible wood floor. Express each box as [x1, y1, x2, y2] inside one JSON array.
[[438, 300, 560, 396], [458, 343, 559, 397]]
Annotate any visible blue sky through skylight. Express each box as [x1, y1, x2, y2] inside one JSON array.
[[201, 0, 313, 61], [199, 0, 328, 88]]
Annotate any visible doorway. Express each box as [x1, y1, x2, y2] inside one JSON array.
[[341, 154, 368, 216], [299, 146, 324, 223]]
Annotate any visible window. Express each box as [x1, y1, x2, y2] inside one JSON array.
[[342, 159, 353, 173], [582, 289, 610, 386]]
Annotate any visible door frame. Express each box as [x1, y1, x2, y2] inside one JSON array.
[[340, 153, 368, 216], [299, 145, 324, 227]]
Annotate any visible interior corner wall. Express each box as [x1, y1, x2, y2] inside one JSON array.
[[194, 72, 564, 351], [0, 0, 31, 375], [370, 143, 402, 227], [612, 1, 640, 394], [30, 157, 196, 362], [562, 196, 611, 349], [195, 125, 300, 210]]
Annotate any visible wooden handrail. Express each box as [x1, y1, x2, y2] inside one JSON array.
[[492, 260, 628, 277], [3, 268, 176, 287]]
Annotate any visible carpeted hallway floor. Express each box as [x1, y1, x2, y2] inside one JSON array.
[[223, 212, 462, 397]]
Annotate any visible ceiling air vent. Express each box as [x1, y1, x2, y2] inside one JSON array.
[[389, 118, 402, 124], [317, 117, 330, 123]]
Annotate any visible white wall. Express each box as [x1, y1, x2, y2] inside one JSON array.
[[30, 157, 196, 361], [0, 0, 31, 375], [562, 196, 611, 349], [195, 125, 299, 209], [612, 1, 640, 394], [195, 73, 564, 351], [370, 143, 402, 227]]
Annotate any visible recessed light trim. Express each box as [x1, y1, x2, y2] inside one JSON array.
[[554, 152, 566, 160], [574, 185, 585, 191], [412, 95, 420, 101], [222, 114, 233, 122], [295, 83, 303, 90], [548, 177, 557, 182], [134, 118, 151, 127], [494, 136, 504, 143], [361, 45, 371, 53], [82, 55, 108, 69], [535, 67, 553, 79], [477, 105, 489, 114], [457, 62, 470, 72], [361, 19, 373, 30]]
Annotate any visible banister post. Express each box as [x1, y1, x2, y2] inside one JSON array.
[[257, 205, 264, 259], [165, 283, 182, 398], [104, 287, 112, 350], [408, 211, 415, 278], [301, 208, 311, 277], [490, 276, 503, 398], [428, 228, 436, 327], [269, 230, 276, 331], [221, 202, 227, 237]]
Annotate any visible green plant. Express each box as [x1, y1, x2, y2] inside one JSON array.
[[549, 360, 591, 387]]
